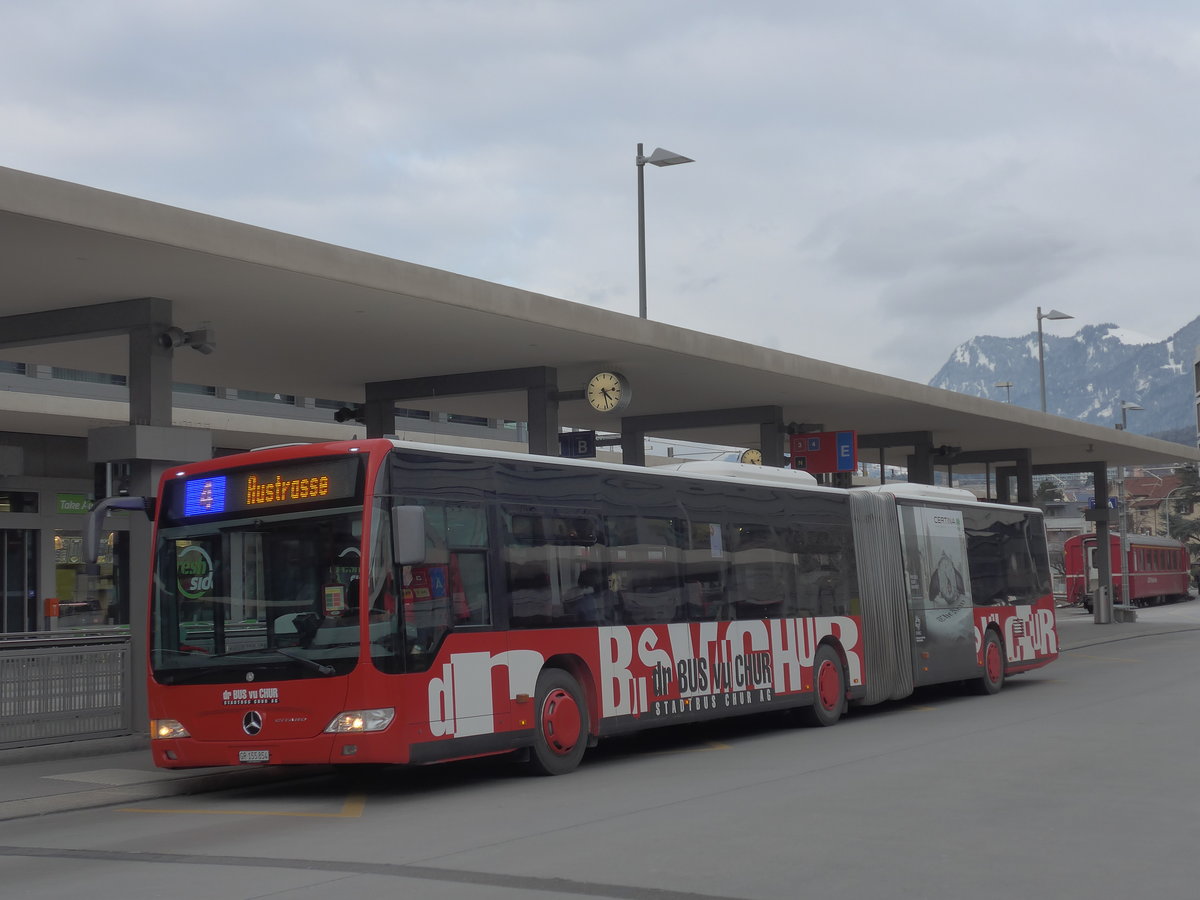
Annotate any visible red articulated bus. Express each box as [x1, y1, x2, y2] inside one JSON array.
[[1064, 532, 1192, 612], [109, 439, 1058, 775]]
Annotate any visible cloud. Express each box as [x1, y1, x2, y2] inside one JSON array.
[[3, 1, 1200, 385]]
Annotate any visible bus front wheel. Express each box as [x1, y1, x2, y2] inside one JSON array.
[[797, 644, 845, 727], [527, 668, 589, 776]]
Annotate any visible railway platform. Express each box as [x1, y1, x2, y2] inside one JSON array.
[[0, 601, 1197, 824]]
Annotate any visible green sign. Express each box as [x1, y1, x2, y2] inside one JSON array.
[[56, 493, 90, 515]]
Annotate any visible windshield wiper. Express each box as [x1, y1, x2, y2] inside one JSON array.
[[273, 646, 336, 676], [210, 645, 336, 676]]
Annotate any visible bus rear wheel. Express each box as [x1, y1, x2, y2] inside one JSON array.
[[974, 630, 1005, 695], [527, 668, 589, 776], [796, 645, 845, 727]]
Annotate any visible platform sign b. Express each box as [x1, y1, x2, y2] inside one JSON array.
[[559, 431, 597, 459]]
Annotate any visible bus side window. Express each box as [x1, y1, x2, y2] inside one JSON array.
[[441, 505, 490, 626], [789, 527, 839, 618], [682, 520, 728, 621], [503, 509, 606, 628], [963, 509, 1051, 606], [563, 567, 614, 626], [389, 500, 493, 668], [410, 501, 491, 629], [728, 522, 791, 620], [508, 561, 554, 627], [607, 515, 682, 626]]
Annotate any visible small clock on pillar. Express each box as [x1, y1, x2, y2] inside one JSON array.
[[586, 371, 631, 413], [739, 449, 763, 465]]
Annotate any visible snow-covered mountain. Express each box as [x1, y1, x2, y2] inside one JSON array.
[[929, 316, 1200, 445]]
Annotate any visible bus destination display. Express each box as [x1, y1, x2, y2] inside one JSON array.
[[171, 456, 360, 521]]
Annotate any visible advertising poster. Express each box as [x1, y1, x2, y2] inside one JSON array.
[[897, 505, 975, 681]]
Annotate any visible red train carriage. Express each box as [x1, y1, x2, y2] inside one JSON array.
[[1064, 533, 1192, 612]]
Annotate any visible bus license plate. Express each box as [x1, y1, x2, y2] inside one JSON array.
[[238, 750, 270, 763]]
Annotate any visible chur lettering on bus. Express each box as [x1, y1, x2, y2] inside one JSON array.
[[974, 606, 1057, 663], [601, 616, 861, 718]]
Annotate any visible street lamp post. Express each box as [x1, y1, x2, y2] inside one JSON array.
[[1037, 307, 1074, 413], [1163, 484, 1192, 537], [1118, 400, 1143, 432], [636, 144, 694, 319]]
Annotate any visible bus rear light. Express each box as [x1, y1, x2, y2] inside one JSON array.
[[151, 718, 190, 739], [324, 708, 395, 733]]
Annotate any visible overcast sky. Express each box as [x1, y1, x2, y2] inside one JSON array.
[[4, 1, 1199, 384]]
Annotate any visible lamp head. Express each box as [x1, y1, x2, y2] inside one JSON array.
[[1039, 308, 1073, 322], [185, 327, 216, 355], [642, 147, 694, 167], [159, 325, 216, 354]]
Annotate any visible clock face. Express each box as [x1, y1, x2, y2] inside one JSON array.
[[740, 449, 763, 465], [586, 371, 630, 412]]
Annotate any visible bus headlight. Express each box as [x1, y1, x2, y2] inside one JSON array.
[[151, 718, 190, 739], [324, 708, 395, 733]]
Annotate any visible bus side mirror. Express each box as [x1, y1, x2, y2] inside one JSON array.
[[392, 505, 426, 566]]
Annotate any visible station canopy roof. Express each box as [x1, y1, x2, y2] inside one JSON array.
[[1, 165, 1196, 473]]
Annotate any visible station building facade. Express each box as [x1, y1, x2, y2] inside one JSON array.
[[0, 361, 534, 634]]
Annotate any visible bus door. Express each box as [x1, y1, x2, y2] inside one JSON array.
[[896, 504, 977, 686]]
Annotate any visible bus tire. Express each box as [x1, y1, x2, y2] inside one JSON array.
[[975, 630, 1005, 695], [527, 668, 589, 776], [797, 644, 845, 727]]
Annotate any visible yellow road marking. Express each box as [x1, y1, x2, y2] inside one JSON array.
[[119, 793, 366, 818]]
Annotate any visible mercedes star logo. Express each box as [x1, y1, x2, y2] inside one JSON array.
[[243, 710, 263, 736]]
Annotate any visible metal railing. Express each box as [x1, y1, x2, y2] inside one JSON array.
[[0, 630, 131, 748]]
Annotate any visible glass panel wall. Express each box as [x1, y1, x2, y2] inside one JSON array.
[[2, 530, 37, 632], [54, 529, 128, 627]]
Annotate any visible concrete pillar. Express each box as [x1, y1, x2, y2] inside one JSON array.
[[760, 416, 785, 468], [1014, 449, 1034, 506], [1092, 466, 1115, 625], [89, 424, 212, 732], [526, 379, 559, 457], [621, 427, 647, 466], [364, 399, 395, 439], [907, 444, 934, 485], [127, 300, 173, 426]]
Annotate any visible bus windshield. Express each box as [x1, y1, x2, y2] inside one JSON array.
[[151, 508, 364, 684]]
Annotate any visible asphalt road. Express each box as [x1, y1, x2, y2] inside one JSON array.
[[2, 614, 1199, 900]]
